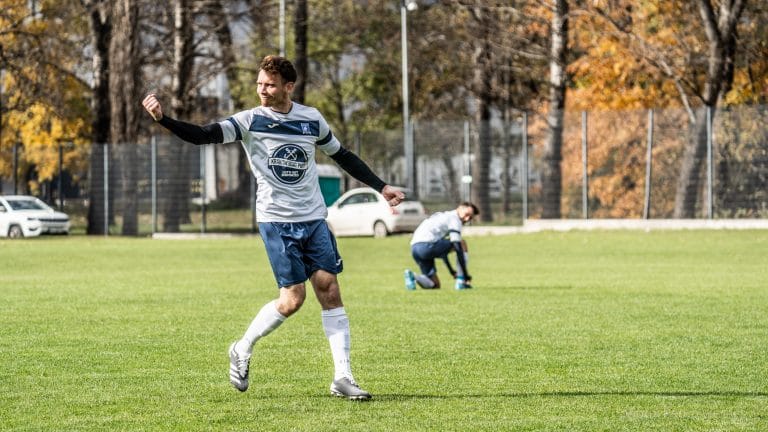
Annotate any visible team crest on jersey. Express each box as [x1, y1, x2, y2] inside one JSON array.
[[268, 144, 309, 184]]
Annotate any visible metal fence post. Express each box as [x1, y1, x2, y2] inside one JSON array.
[[706, 106, 713, 219], [521, 112, 528, 221], [200, 145, 207, 234], [12, 142, 18, 194], [103, 143, 109, 236], [643, 109, 654, 219], [58, 142, 64, 210], [463, 121, 470, 202], [151, 135, 157, 235], [581, 111, 588, 219]]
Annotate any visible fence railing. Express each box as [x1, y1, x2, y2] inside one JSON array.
[[1, 104, 766, 235]]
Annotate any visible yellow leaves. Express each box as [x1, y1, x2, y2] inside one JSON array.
[[0, 0, 91, 186], [2, 102, 88, 182], [725, 60, 768, 105], [567, 3, 690, 112]]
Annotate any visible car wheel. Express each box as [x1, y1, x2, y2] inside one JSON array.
[[8, 225, 24, 238], [373, 221, 388, 238]]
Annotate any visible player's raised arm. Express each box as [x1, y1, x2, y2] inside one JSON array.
[[141, 93, 224, 145]]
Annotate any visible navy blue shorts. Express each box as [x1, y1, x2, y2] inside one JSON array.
[[259, 220, 343, 288], [411, 240, 453, 277]]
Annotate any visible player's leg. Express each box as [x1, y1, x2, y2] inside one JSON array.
[[229, 293, 291, 392], [411, 242, 437, 288], [229, 222, 309, 392], [306, 221, 371, 400], [412, 240, 453, 289], [235, 284, 303, 356], [311, 270, 371, 400], [310, 270, 349, 379]]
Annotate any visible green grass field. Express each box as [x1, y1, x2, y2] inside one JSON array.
[[1, 230, 767, 431]]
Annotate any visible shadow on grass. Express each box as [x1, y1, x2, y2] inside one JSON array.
[[505, 285, 575, 291], [372, 390, 768, 401]]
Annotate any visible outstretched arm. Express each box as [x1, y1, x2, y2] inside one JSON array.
[[142, 94, 224, 145], [330, 147, 405, 206]]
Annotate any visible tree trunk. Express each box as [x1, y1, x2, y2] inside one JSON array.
[[86, 0, 112, 235], [542, 0, 568, 219], [163, 0, 196, 232], [293, 0, 308, 104], [674, 109, 709, 218], [674, 0, 745, 218], [470, 6, 493, 222], [210, 0, 252, 207], [109, 0, 140, 235]]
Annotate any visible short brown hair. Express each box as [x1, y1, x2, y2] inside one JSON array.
[[259, 55, 298, 84], [460, 202, 479, 216]]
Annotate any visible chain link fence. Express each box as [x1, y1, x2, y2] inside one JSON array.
[[1, 104, 766, 235]]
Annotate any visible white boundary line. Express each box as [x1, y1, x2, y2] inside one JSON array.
[[152, 219, 768, 239], [463, 219, 768, 236]]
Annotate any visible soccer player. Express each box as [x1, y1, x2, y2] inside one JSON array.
[[142, 55, 404, 401], [405, 202, 478, 290]]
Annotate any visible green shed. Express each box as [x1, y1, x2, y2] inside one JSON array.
[[317, 164, 342, 206]]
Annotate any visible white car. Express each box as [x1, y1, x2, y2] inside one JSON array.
[[0, 195, 71, 238], [326, 187, 427, 238]]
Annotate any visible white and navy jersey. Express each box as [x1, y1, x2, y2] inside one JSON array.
[[218, 103, 341, 223], [410, 210, 463, 245]]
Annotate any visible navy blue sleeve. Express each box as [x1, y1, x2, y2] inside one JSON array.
[[452, 242, 470, 279], [329, 146, 387, 192], [157, 115, 224, 145]]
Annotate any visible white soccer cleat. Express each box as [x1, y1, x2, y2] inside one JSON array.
[[228, 342, 250, 392], [330, 377, 372, 401]]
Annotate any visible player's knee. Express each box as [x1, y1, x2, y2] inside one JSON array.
[[277, 285, 306, 316], [278, 296, 304, 316]]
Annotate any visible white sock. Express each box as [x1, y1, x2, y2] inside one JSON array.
[[322, 307, 353, 381], [236, 300, 286, 355], [415, 274, 435, 288], [456, 252, 469, 277]]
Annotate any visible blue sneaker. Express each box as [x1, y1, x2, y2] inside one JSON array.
[[404, 269, 416, 290], [455, 277, 473, 290]]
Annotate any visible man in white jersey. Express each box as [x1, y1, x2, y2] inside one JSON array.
[[405, 202, 478, 290], [142, 55, 404, 400]]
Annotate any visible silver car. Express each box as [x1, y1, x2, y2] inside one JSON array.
[[326, 187, 427, 238], [0, 195, 70, 238]]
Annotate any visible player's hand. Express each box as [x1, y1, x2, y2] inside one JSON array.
[[381, 185, 405, 207], [142, 93, 163, 121]]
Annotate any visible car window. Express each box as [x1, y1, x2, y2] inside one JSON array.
[[0, 203, 6, 212], [340, 193, 377, 206], [6, 199, 46, 211], [340, 194, 363, 206]]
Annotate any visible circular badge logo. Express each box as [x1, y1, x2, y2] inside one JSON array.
[[268, 144, 309, 184]]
